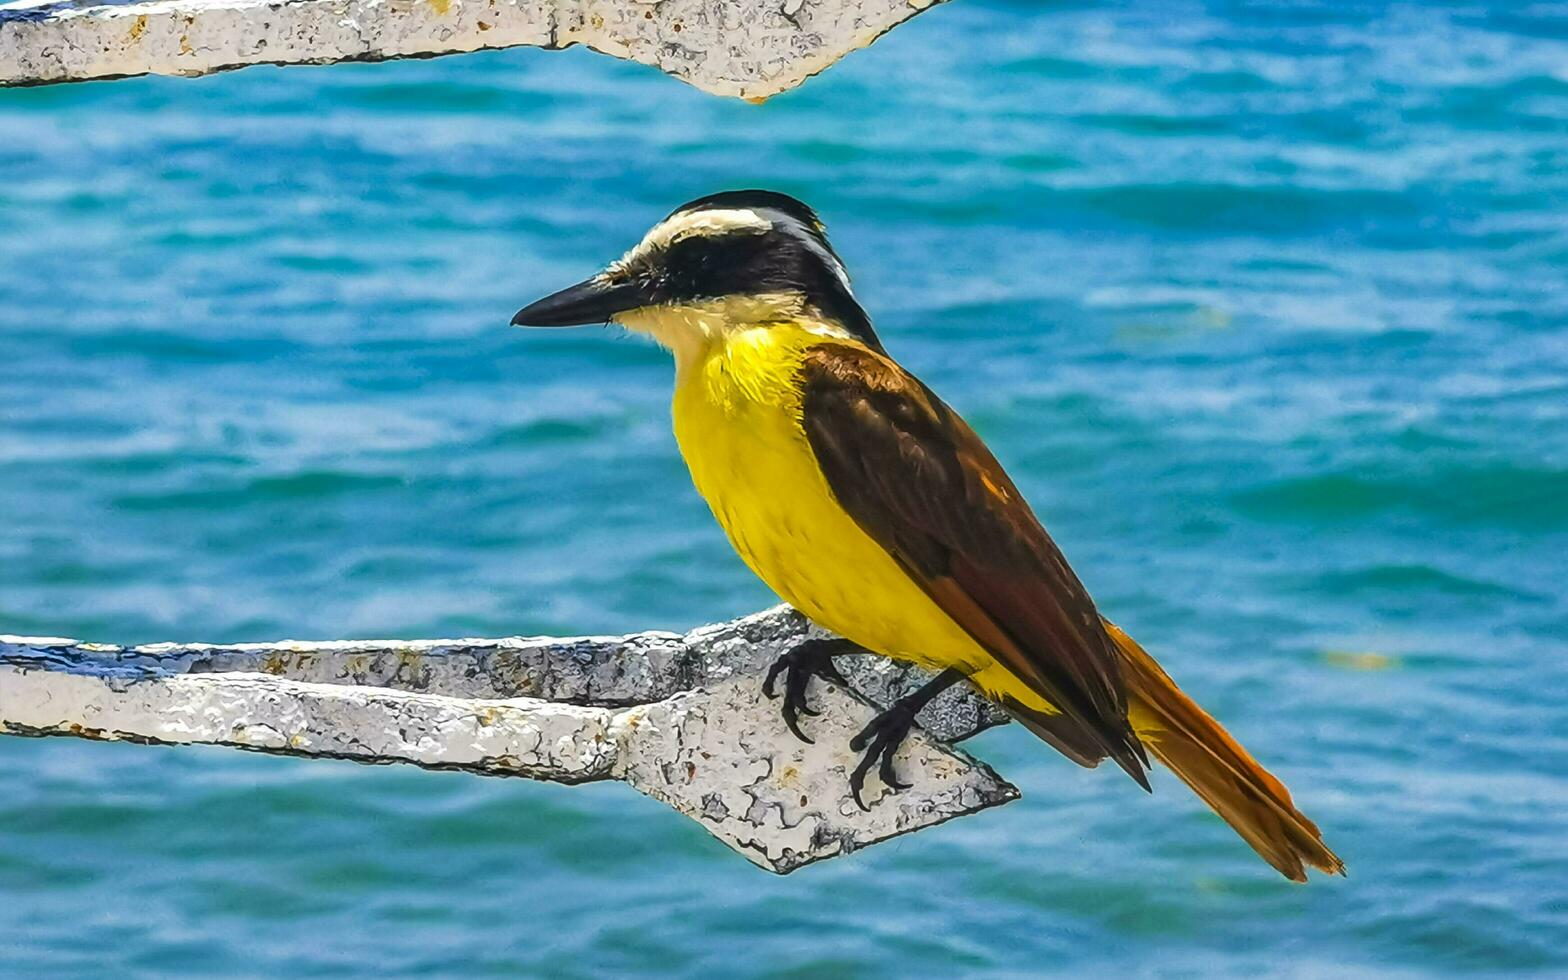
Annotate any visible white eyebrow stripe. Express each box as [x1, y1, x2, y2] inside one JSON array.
[[619, 208, 773, 269], [610, 203, 855, 301]]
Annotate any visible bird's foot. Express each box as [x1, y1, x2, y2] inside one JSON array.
[[762, 639, 852, 744], [847, 699, 919, 811], [844, 668, 963, 810]]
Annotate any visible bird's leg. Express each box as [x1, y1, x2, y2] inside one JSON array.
[[848, 667, 965, 810], [762, 638, 856, 744]]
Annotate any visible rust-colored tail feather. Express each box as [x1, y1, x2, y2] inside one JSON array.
[[1103, 621, 1345, 883]]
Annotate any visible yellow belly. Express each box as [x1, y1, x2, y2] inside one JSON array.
[[671, 324, 1011, 689]]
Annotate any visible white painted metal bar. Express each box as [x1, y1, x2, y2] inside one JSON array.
[[0, 605, 1016, 873], [0, 0, 948, 99]]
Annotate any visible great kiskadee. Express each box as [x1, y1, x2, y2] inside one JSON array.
[[512, 190, 1344, 882]]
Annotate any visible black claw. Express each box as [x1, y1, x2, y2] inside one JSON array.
[[762, 659, 787, 700], [850, 753, 876, 811], [781, 691, 813, 745], [764, 639, 855, 745], [786, 661, 819, 716], [842, 667, 964, 808], [880, 749, 911, 791], [846, 702, 919, 809]]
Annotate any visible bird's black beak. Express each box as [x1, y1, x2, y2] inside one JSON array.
[[511, 276, 655, 328]]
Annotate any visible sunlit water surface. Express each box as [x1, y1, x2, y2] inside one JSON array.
[[2, 1, 1566, 974]]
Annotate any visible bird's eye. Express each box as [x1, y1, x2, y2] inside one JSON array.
[[661, 236, 730, 296]]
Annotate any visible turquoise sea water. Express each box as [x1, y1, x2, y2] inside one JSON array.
[[3, 0, 1567, 974]]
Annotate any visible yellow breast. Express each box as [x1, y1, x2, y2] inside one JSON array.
[[669, 324, 992, 676]]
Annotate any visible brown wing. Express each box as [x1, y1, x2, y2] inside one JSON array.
[[798, 342, 1150, 787]]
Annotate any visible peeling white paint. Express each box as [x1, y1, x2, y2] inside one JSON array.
[[0, 606, 1016, 873], [0, 0, 950, 99]]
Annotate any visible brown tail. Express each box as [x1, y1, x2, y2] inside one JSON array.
[[1103, 621, 1345, 882]]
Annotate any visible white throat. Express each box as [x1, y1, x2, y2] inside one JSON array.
[[614, 294, 854, 372]]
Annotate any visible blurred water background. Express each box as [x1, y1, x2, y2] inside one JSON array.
[[2, 0, 1567, 974]]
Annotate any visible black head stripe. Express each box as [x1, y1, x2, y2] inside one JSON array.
[[655, 228, 882, 352], [667, 190, 850, 274], [673, 190, 825, 233], [647, 190, 883, 352]]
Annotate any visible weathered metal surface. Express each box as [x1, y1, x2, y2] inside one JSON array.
[[0, 605, 1015, 873], [0, 0, 949, 99]]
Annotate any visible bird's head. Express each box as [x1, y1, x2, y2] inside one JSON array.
[[511, 190, 880, 356]]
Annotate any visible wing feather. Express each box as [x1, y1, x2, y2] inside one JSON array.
[[798, 343, 1150, 785]]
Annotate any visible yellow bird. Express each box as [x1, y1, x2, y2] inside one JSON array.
[[512, 191, 1344, 882]]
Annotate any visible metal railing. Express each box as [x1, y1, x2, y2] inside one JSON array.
[[1, 606, 1017, 872], [0, 0, 948, 99]]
